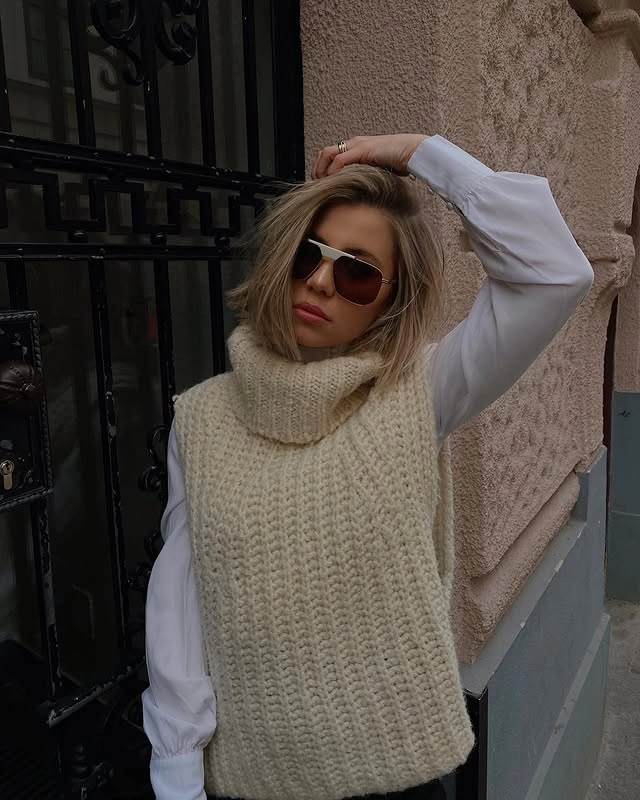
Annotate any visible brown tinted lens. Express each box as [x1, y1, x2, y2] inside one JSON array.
[[292, 240, 322, 280], [334, 256, 383, 304]]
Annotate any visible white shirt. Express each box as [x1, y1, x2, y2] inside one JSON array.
[[142, 135, 594, 800]]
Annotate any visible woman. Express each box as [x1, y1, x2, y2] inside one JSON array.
[[142, 133, 593, 800]]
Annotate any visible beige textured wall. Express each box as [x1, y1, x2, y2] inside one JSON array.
[[301, 0, 640, 661]]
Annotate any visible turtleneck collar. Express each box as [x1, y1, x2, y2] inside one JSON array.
[[228, 325, 383, 444]]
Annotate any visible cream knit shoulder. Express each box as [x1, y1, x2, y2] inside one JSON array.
[[174, 324, 474, 800]]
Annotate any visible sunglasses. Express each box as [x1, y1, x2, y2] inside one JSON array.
[[292, 238, 395, 306]]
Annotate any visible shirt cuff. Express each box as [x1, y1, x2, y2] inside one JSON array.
[[407, 135, 494, 210], [150, 750, 207, 800]]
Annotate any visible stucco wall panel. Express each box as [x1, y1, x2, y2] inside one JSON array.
[[302, 1, 438, 170], [573, 36, 640, 256], [455, 331, 591, 579], [301, 0, 640, 659], [301, 0, 485, 166], [615, 181, 640, 391], [610, 39, 640, 391], [481, 0, 590, 203], [453, 472, 580, 660], [447, 2, 611, 658]]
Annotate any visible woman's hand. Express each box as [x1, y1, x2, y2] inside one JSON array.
[[311, 134, 427, 179]]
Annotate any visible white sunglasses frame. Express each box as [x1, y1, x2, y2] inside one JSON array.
[[298, 238, 395, 306]]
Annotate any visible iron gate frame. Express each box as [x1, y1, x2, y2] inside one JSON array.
[[0, 1, 303, 796], [0, 4, 487, 798]]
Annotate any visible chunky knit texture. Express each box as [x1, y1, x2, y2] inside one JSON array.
[[174, 325, 474, 800]]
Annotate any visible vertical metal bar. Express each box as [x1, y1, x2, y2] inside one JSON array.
[[140, 8, 170, 440], [67, 317, 100, 568], [208, 259, 226, 375], [271, 0, 305, 180], [88, 260, 130, 656], [476, 687, 488, 800], [6, 262, 28, 308], [31, 498, 64, 699], [153, 259, 176, 427], [0, 14, 11, 131], [116, 50, 137, 153], [456, 689, 488, 800], [67, 0, 96, 146], [242, 0, 260, 173], [195, 0, 216, 165], [172, 64, 191, 163], [31, 496, 64, 793], [140, 9, 162, 158], [130, 261, 157, 432], [5, 270, 64, 704], [68, 3, 133, 667], [43, 0, 68, 141]]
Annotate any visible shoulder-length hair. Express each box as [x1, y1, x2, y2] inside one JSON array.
[[227, 164, 446, 386]]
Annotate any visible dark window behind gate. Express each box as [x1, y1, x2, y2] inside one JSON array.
[[0, 2, 303, 797]]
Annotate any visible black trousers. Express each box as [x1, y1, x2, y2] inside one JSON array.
[[214, 778, 446, 800], [359, 778, 446, 799]]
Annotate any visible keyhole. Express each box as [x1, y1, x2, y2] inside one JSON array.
[[1, 460, 15, 490]]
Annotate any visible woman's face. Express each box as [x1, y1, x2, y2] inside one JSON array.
[[290, 203, 396, 350]]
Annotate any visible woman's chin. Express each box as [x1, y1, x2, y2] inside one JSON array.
[[296, 334, 333, 351], [293, 321, 333, 349]]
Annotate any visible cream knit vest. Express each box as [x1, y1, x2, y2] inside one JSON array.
[[174, 325, 474, 800]]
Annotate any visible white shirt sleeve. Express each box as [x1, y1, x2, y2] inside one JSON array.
[[142, 423, 215, 800], [407, 135, 594, 445]]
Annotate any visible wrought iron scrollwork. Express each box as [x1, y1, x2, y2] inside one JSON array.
[[88, 28, 127, 92], [156, 0, 202, 65], [90, 0, 202, 86], [90, 0, 144, 86], [129, 425, 169, 598], [138, 425, 169, 502]]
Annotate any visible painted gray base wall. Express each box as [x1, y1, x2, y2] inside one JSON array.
[[607, 392, 640, 601], [525, 615, 609, 800], [459, 447, 608, 800]]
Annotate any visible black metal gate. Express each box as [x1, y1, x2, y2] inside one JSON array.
[[0, 2, 303, 797]]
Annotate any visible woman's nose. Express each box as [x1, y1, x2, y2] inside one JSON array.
[[306, 258, 335, 296]]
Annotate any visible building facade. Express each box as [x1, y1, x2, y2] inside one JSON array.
[[0, 1, 638, 798]]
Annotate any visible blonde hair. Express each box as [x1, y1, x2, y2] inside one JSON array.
[[227, 165, 445, 386]]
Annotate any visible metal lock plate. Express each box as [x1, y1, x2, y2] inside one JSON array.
[[0, 311, 52, 512], [0, 445, 30, 495]]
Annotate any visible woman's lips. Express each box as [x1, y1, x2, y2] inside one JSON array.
[[293, 303, 330, 324]]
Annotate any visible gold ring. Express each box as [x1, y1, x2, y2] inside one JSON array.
[[337, 140, 348, 154]]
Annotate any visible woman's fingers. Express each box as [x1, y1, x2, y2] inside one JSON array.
[[311, 144, 340, 180], [312, 141, 355, 179], [326, 145, 370, 176], [311, 134, 426, 180], [312, 139, 368, 179]]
